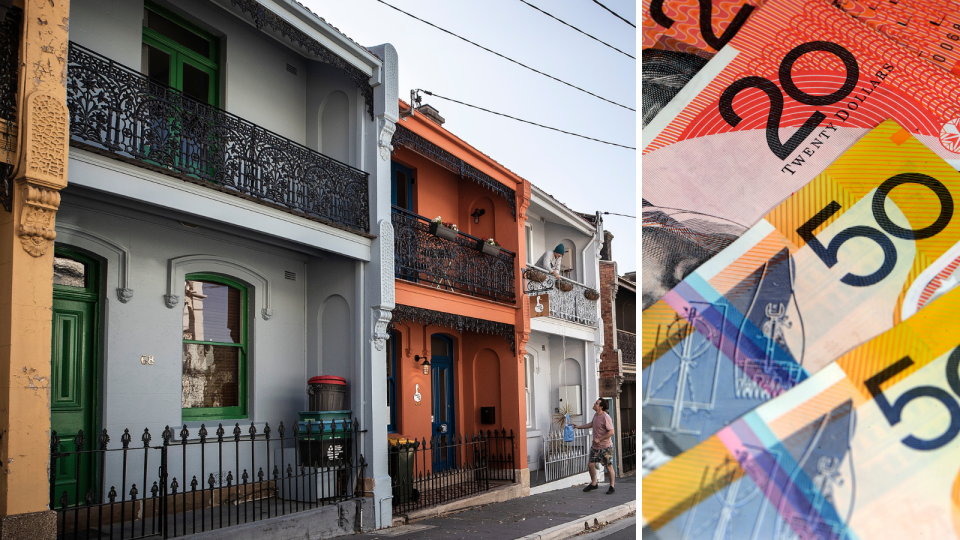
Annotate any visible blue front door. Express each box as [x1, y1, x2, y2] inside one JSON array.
[[431, 335, 455, 470]]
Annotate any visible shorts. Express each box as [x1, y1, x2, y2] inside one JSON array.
[[589, 446, 613, 467]]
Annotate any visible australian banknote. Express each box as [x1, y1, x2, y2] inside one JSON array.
[[642, 0, 960, 128], [642, 0, 960, 312], [642, 283, 960, 540], [641, 120, 960, 476]]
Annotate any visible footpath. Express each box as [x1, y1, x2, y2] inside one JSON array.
[[360, 474, 636, 540]]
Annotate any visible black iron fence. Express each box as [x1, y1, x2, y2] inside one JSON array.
[[392, 206, 516, 303], [620, 430, 636, 474], [66, 42, 370, 234], [50, 419, 366, 539], [389, 429, 516, 515], [618, 330, 636, 370]]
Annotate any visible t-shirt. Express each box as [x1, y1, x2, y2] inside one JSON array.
[[591, 412, 614, 450]]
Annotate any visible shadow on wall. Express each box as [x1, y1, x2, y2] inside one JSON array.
[[319, 90, 350, 164], [318, 294, 351, 402]]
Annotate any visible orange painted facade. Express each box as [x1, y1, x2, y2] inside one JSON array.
[[389, 101, 531, 474]]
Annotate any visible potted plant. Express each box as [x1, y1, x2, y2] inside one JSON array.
[[526, 268, 547, 283], [429, 216, 459, 241], [476, 237, 501, 256], [556, 280, 574, 292], [584, 289, 600, 301]]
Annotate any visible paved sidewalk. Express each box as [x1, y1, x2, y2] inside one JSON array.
[[360, 475, 636, 539]]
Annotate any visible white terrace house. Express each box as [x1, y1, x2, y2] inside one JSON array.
[[49, 0, 399, 534], [521, 185, 603, 490]]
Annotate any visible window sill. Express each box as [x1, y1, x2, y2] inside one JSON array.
[[526, 429, 542, 439]]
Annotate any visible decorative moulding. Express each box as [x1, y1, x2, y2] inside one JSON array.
[[372, 308, 393, 351], [56, 223, 134, 303], [165, 255, 272, 320], [380, 219, 395, 307], [389, 304, 515, 351]]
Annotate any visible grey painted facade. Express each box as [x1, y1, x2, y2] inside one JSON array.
[[60, 0, 398, 529]]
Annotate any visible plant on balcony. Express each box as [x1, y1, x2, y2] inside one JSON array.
[[429, 216, 459, 241], [584, 289, 600, 301], [526, 268, 547, 283], [556, 280, 574, 293], [476, 237, 501, 256]]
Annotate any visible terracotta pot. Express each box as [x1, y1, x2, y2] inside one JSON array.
[[429, 222, 458, 241]]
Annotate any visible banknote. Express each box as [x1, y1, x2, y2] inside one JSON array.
[[642, 283, 960, 540], [641, 0, 960, 312], [641, 120, 960, 476], [642, 0, 960, 128]]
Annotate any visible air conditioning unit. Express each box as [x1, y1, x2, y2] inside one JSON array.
[[558, 385, 582, 416]]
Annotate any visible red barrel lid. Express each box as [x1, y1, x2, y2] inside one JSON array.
[[308, 375, 346, 386]]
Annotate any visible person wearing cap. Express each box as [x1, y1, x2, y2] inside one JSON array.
[[536, 243, 566, 280]]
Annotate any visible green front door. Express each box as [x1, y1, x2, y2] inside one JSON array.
[[50, 248, 100, 507]]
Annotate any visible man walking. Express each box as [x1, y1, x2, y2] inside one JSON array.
[[576, 398, 616, 494]]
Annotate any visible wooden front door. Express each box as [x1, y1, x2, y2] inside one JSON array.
[[50, 248, 100, 507], [431, 334, 455, 471]]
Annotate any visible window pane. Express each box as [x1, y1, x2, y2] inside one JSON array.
[[437, 369, 447, 423], [182, 62, 210, 103], [183, 280, 242, 343], [146, 8, 210, 57], [143, 43, 171, 85], [53, 256, 86, 288], [182, 343, 239, 408], [431, 335, 448, 357], [396, 171, 409, 210]]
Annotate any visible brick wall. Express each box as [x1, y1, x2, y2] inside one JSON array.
[[599, 260, 620, 379]]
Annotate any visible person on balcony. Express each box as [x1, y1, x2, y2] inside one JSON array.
[[536, 244, 565, 280]]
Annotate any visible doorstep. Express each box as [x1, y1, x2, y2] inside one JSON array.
[[393, 482, 523, 524]]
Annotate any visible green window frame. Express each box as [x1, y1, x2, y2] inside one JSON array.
[[182, 273, 248, 421], [142, 2, 219, 106]]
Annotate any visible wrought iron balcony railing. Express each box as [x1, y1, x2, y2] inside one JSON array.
[[66, 42, 370, 234], [618, 329, 636, 370], [523, 265, 598, 326], [392, 206, 516, 303]]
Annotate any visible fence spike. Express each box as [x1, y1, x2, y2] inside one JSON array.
[[74, 429, 86, 452], [306, 420, 313, 435], [257, 467, 264, 482], [273, 465, 280, 480], [108, 486, 117, 503], [208, 474, 216, 489], [59, 491, 69, 509], [98, 429, 110, 450], [121, 428, 131, 449], [217, 423, 225, 441], [171, 477, 179, 494], [249, 422, 257, 439], [152, 482, 159, 498], [292, 422, 300, 437], [233, 423, 242, 440], [226, 471, 233, 487], [278, 421, 285, 438], [142, 428, 152, 447], [130, 484, 138, 500], [161, 426, 173, 446], [199, 424, 208, 442], [264, 422, 271, 439], [180, 424, 189, 442], [242, 469, 249, 483], [191, 476, 198, 491], [85, 489, 94, 504], [286, 464, 293, 477], [50, 431, 60, 454]]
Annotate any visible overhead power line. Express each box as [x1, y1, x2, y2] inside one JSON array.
[[518, 0, 635, 60], [419, 90, 635, 150], [603, 211, 636, 218], [592, 0, 636, 28], [374, 0, 636, 112]]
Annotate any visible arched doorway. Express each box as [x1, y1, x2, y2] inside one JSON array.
[[431, 334, 455, 470]]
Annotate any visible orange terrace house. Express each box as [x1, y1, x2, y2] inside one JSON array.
[[385, 99, 534, 511]]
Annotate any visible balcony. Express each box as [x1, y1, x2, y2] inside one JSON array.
[[618, 329, 636, 372], [523, 265, 598, 326], [66, 43, 370, 234], [392, 206, 516, 303]]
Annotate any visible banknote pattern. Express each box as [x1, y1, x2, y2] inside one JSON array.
[[642, 0, 960, 536]]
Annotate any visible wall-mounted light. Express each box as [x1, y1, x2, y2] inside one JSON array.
[[471, 208, 486, 224], [414, 354, 431, 375]]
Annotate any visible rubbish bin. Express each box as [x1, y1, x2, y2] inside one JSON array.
[[389, 438, 420, 504], [307, 375, 347, 411], [297, 411, 352, 467]]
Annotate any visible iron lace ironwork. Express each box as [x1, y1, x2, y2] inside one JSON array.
[[523, 265, 599, 326], [66, 42, 371, 234], [618, 329, 636, 369], [393, 206, 515, 303], [390, 303, 516, 352]]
